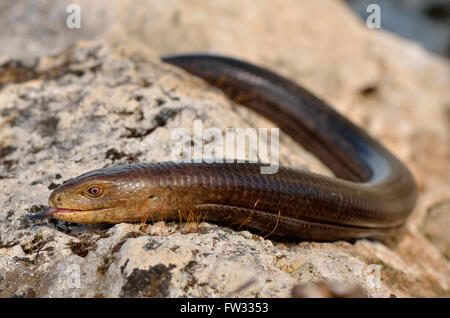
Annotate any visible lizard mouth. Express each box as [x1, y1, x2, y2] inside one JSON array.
[[27, 207, 81, 220], [27, 206, 122, 224]]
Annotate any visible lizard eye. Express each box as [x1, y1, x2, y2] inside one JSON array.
[[87, 186, 102, 197]]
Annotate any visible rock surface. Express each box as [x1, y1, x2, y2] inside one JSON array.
[[0, 0, 449, 297]]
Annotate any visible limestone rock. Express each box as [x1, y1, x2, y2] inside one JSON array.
[[0, 0, 449, 297]]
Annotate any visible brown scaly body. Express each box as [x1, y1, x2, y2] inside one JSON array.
[[29, 55, 418, 241]]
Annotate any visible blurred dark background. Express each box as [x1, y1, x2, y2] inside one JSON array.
[[345, 0, 450, 57]]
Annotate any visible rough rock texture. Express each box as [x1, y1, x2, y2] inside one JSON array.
[[0, 0, 449, 297]]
